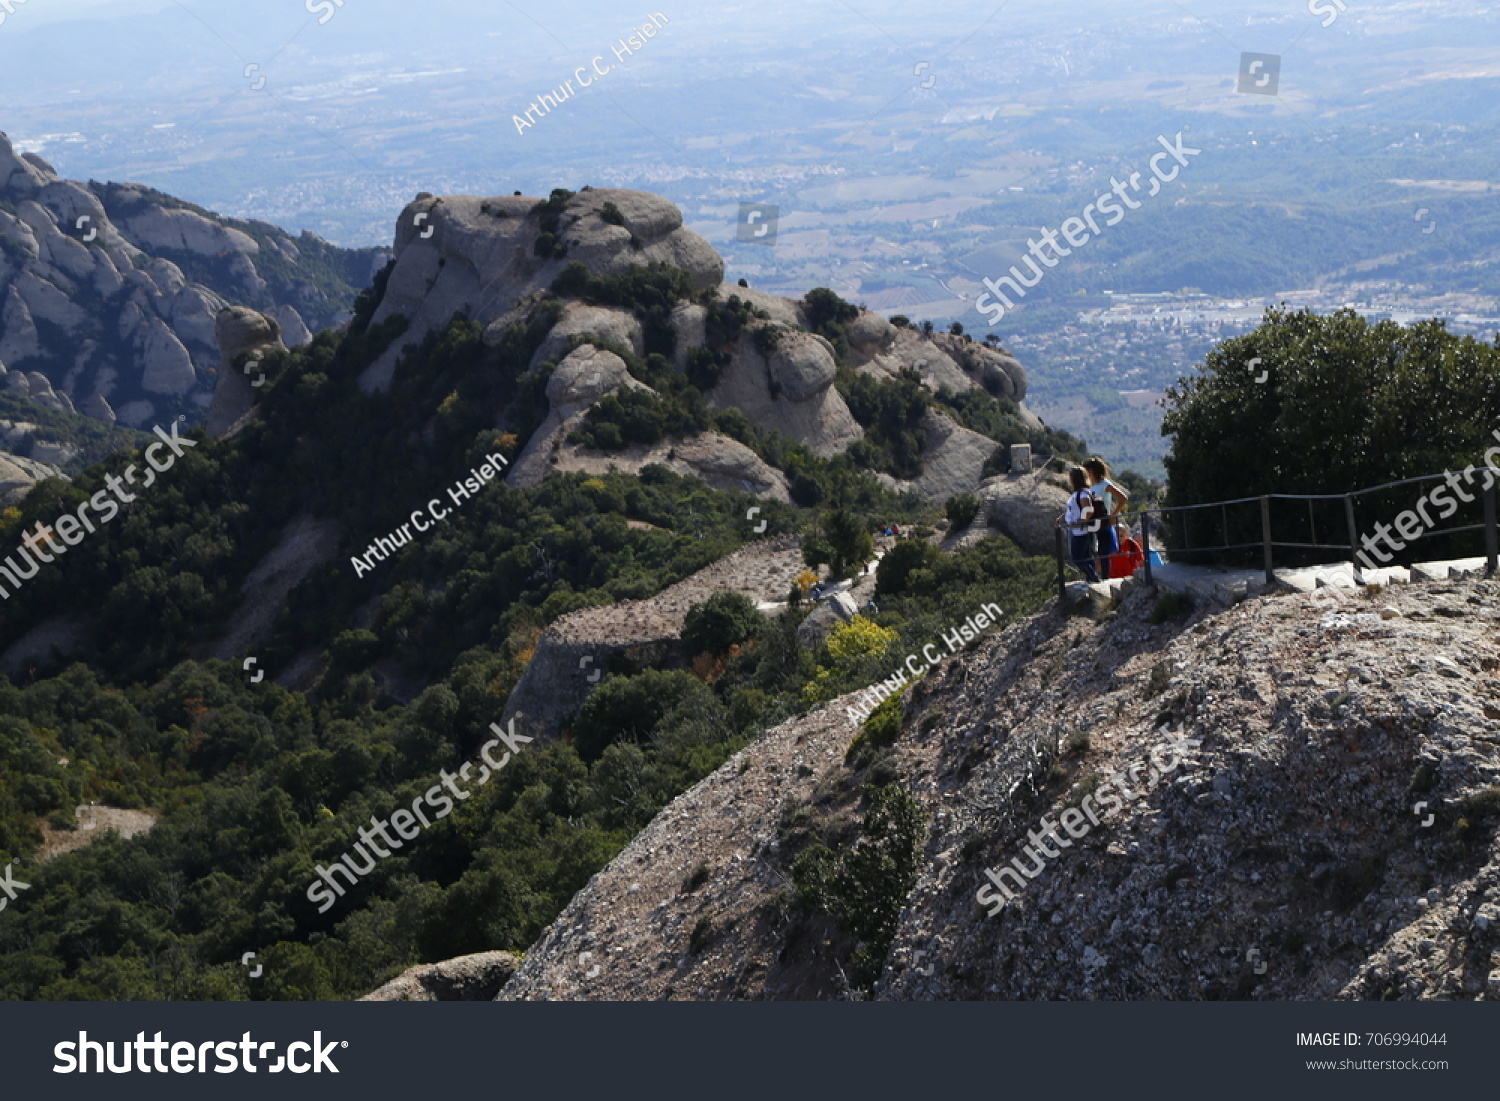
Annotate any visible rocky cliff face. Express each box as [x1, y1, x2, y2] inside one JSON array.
[[360, 188, 723, 392], [979, 468, 1074, 557], [496, 575, 1500, 1000], [0, 449, 64, 505], [358, 185, 1047, 502], [0, 133, 386, 429], [205, 306, 286, 438]]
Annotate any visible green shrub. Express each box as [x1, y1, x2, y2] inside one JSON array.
[[1149, 591, 1194, 624], [752, 324, 784, 359], [681, 591, 767, 659], [803, 508, 875, 582], [802, 287, 860, 361], [569, 387, 709, 450], [837, 367, 930, 480], [531, 189, 574, 258], [875, 538, 943, 597], [790, 784, 926, 990], [570, 669, 718, 760], [846, 694, 904, 767], [944, 492, 982, 531]]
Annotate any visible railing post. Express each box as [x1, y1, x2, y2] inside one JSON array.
[[1141, 510, 1154, 586], [1055, 524, 1066, 601], [1486, 481, 1498, 579], [1344, 495, 1361, 581], [1261, 496, 1275, 586]]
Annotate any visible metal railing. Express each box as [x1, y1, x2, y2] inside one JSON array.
[[1053, 473, 1500, 600]]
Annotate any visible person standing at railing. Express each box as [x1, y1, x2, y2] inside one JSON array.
[[1114, 522, 1145, 578], [1085, 457, 1131, 579], [1056, 466, 1102, 583]]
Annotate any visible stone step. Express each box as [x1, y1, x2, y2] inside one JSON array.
[[1313, 566, 1359, 589], [1440, 557, 1489, 579], [1083, 554, 1492, 618]]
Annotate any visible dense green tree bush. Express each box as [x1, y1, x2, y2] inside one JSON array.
[[680, 591, 767, 659], [837, 367, 930, 479], [944, 492, 982, 530], [1161, 309, 1500, 563], [791, 784, 926, 990], [803, 508, 875, 581], [802, 287, 860, 361], [570, 669, 721, 761]]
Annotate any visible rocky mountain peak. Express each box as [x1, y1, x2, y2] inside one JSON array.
[[0, 136, 385, 430], [361, 187, 723, 391], [360, 185, 1042, 504]]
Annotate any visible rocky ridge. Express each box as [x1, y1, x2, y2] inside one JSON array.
[[359, 185, 1044, 503], [361, 951, 519, 1002], [495, 575, 1500, 1000], [0, 132, 386, 428]]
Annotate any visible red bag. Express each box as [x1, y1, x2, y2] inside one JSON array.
[[1115, 536, 1145, 578]]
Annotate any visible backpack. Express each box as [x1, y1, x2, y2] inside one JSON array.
[[1074, 491, 1102, 531], [1117, 535, 1145, 577]]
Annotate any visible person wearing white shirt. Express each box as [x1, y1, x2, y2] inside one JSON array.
[[1085, 457, 1130, 579], [1055, 466, 1102, 583]]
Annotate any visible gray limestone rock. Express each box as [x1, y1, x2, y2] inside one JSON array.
[[706, 329, 861, 458], [889, 410, 1000, 502], [206, 307, 285, 438], [139, 316, 197, 396], [361, 952, 520, 1002], [361, 188, 723, 392], [979, 469, 1073, 557], [526, 302, 645, 370], [848, 310, 896, 357], [269, 305, 314, 348], [766, 328, 838, 403], [0, 451, 66, 505]]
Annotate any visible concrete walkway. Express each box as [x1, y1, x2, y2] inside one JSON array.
[[1072, 555, 1494, 609]]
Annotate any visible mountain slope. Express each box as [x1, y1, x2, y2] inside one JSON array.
[[0, 182, 1090, 1003], [498, 577, 1500, 1000]]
